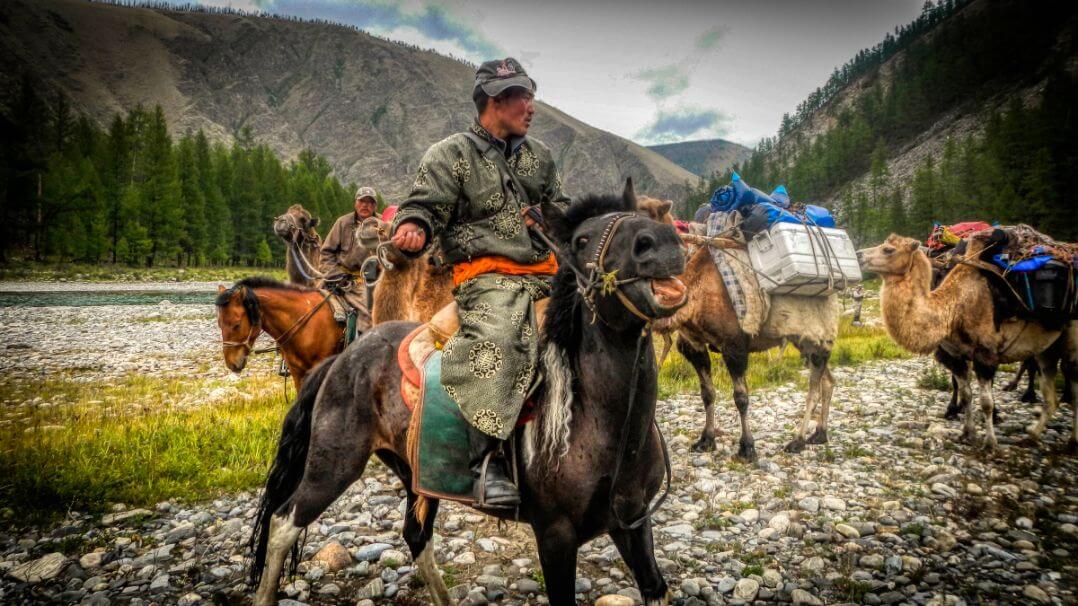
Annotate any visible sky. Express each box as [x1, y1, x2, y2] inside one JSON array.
[[198, 0, 926, 148]]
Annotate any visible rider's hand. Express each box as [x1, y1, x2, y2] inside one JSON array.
[[522, 206, 542, 228], [392, 221, 427, 252]]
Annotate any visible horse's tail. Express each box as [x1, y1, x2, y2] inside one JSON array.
[[248, 354, 337, 585]]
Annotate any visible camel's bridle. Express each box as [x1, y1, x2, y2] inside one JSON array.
[[276, 214, 326, 282]]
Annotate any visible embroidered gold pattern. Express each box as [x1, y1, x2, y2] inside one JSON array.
[[413, 165, 430, 189], [513, 362, 535, 395], [469, 341, 502, 378], [452, 157, 471, 184], [512, 146, 540, 177], [484, 191, 505, 212], [472, 409, 504, 435], [491, 210, 522, 240], [482, 156, 497, 175], [443, 384, 458, 399]]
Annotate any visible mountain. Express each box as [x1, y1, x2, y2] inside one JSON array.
[[0, 0, 698, 203], [706, 0, 1077, 242], [647, 138, 751, 179]]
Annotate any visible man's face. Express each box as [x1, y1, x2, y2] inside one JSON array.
[[491, 89, 535, 138], [354, 196, 376, 219]]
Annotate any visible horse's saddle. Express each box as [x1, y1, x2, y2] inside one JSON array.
[[399, 299, 548, 503]]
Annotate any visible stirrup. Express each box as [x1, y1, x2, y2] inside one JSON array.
[[474, 451, 520, 510]]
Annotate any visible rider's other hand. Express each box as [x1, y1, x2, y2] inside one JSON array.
[[522, 206, 541, 228], [392, 221, 426, 252]]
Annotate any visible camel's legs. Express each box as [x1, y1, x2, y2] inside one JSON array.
[[609, 519, 670, 605], [721, 346, 755, 462], [534, 520, 579, 606], [973, 362, 998, 451], [961, 369, 978, 443], [656, 332, 675, 367], [936, 349, 971, 419], [808, 354, 834, 444], [678, 339, 718, 452], [253, 512, 304, 606], [1029, 353, 1061, 442]]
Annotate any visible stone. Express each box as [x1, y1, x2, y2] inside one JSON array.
[[791, 588, 824, 606], [178, 593, 203, 606], [354, 542, 393, 562], [359, 578, 385, 599], [79, 552, 106, 569], [835, 523, 860, 539], [101, 509, 153, 525], [594, 596, 634, 606], [516, 579, 541, 594], [801, 556, 825, 576], [681, 578, 701, 596], [733, 578, 759, 601], [317, 583, 340, 595], [798, 497, 820, 513], [149, 573, 170, 592], [768, 513, 790, 533], [761, 569, 782, 589], [164, 522, 196, 544], [717, 577, 737, 593], [452, 551, 477, 565], [8, 553, 68, 583], [739, 509, 760, 524], [1022, 585, 1050, 604], [312, 541, 352, 572], [661, 524, 695, 539], [821, 496, 846, 511], [1015, 517, 1033, 529]]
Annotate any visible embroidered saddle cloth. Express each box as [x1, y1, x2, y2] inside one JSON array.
[[398, 300, 547, 503]]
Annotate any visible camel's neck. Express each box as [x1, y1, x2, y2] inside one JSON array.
[[880, 252, 959, 354], [283, 240, 321, 286]]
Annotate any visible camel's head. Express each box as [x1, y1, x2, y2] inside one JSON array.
[[273, 204, 319, 243], [857, 234, 922, 275], [635, 195, 676, 226]]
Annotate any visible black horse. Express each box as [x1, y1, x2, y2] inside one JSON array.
[[248, 184, 688, 606]]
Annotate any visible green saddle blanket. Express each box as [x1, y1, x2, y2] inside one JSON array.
[[409, 351, 473, 501]]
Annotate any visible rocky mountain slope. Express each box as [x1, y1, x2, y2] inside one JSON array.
[[0, 0, 698, 201], [648, 138, 751, 178]]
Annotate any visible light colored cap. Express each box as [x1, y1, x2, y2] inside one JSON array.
[[355, 186, 377, 201]]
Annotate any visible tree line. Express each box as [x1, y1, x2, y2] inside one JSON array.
[[0, 76, 358, 266], [678, 0, 1077, 246]]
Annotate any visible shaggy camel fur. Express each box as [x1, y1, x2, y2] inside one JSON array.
[[637, 197, 839, 460], [370, 246, 454, 324], [858, 234, 1077, 450], [272, 205, 323, 288]]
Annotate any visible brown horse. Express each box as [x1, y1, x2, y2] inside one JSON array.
[[214, 277, 342, 389]]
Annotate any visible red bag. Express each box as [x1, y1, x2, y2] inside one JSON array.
[[926, 221, 992, 250]]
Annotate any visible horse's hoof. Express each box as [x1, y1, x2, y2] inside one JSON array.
[[806, 429, 828, 445], [959, 429, 975, 444], [734, 445, 758, 463], [979, 439, 998, 453], [1002, 383, 1017, 392], [942, 408, 961, 421], [1020, 392, 1039, 404], [691, 436, 717, 453], [784, 439, 805, 454]]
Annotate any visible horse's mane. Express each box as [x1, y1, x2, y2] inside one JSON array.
[[543, 192, 632, 357], [234, 276, 314, 293]]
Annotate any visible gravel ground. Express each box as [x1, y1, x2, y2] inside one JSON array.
[[1, 355, 1075, 605]]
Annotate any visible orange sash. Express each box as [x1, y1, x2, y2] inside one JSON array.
[[452, 253, 558, 287]]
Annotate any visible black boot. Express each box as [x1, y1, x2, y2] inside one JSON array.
[[466, 424, 520, 509]]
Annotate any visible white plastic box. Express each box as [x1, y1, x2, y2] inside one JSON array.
[[747, 222, 862, 295]]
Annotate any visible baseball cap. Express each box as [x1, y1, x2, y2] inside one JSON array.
[[474, 57, 536, 97]]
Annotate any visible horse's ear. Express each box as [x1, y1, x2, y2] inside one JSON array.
[[543, 200, 571, 244], [310, 217, 319, 228], [622, 177, 636, 211], [660, 199, 673, 217], [217, 285, 226, 294]]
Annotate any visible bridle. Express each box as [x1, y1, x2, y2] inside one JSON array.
[[276, 213, 325, 282], [219, 286, 333, 355], [530, 211, 673, 530]]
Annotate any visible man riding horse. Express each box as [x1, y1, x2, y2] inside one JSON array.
[[320, 185, 385, 330], [390, 58, 570, 509]]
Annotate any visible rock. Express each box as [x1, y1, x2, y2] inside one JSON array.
[[733, 578, 759, 601], [661, 523, 695, 539], [101, 509, 152, 525], [798, 497, 820, 513], [517, 578, 541, 594], [351, 542, 389, 562], [317, 583, 340, 596], [149, 573, 170, 592], [791, 588, 824, 606], [801, 556, 825, 576], [768, 513, 790, 533], [178, 593, 203, 606], [901, 555, 923, 573], [966, 483, 984, 495], [79, 552, 106, 569], [594, 596, 634, 606], [359, 578, 385, 599], [379, 548, 406, 566], [821, 496, 846, 511], [1015, 517, 1033, 529], [1023, 585, 1050, 604], [931, 483, 957, 498], [761, 569, 782, 589], [8, 553, 67, 583], [884, 555, 902, 575], [717, 577, 736, 593], [452, 551, 476, 565], [739, 509, 760, 524], [165, 522, 196, 544], [835, 523, 860, 539], [312, 541, 352, 572], [681, 578, 701, 596]]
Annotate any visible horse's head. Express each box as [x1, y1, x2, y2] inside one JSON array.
[[545, 179, 687, 327], [857, 234, 922, 276], [274, 204, 319, 244], [215, 284, 262, 372]]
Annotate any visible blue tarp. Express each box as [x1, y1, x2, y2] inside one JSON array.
[[992, 254, 1055, 272], [708, 173, 836, 230]]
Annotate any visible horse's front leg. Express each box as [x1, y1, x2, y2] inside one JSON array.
[[609, 519, 670, 605], [534, 519, 579, 606]]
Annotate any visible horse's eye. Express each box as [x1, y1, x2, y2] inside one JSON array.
[[573, 235, 589, 251]]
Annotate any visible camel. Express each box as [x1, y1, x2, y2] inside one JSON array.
[[369, 244, 454, 325], [637, 196, 839, 460], [272, 205, 323, 288], [857, 234, 1077, 450]]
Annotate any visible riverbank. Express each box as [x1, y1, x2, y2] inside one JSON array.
[[0, 262, 286, 284]]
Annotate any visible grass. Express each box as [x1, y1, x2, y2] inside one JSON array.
[[0, 261, 288, 283], [917, 365, 953, 391], [0, 372, 287, 525]]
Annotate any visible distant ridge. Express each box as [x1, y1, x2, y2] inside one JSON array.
[[648, 138, 751, 178]]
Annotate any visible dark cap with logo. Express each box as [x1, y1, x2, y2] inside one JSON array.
[[474, 57, 536, 97]]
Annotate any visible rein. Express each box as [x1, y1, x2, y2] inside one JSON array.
[[220, 287, 333, 354], [529, 212, 672, 530]]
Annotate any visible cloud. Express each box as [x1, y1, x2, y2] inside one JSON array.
[[634, 65, 690, 101], [694, 26, 728, 51], [249, 0, 501, 60], [637, 107, 731, 144]]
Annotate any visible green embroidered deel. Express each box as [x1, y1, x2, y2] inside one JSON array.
[[414, 351, 473, 499]]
